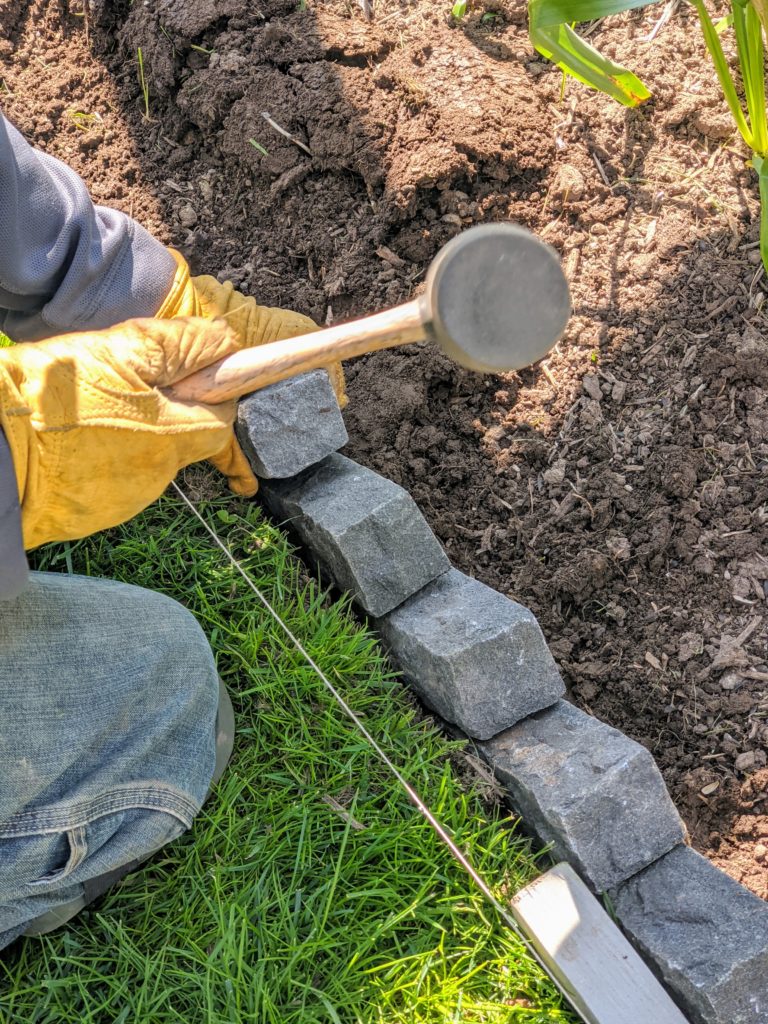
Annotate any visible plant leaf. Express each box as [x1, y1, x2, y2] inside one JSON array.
[[750, 0, 768, 36], [689, 0, 754, 147], [531, 20, 651, 105], [752, 154, 768, 269], [738, 0, 767, 151], [529, 0, 660, 30]]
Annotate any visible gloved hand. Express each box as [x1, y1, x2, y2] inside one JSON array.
[[0, 316, 250, 550], [155, 251, 347, 496]]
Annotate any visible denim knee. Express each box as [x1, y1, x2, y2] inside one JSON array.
[[0, 573, 220, 872], [0, 806, 188, 949], [132, 587, 220, 718], [0, 574, 222, 945]]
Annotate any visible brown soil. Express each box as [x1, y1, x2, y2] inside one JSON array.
[[3, 0, 767, 898]]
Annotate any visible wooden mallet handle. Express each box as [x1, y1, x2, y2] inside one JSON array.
[[169, 223, 571, 405], [170, 297, 427, 405]]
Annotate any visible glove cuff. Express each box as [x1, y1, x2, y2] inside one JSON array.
[[156, 249, 203, 319], [0, 360, 32, 510], [158, 250, 347, 408]]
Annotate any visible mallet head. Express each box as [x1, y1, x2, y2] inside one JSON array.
[[422, 222, 571, 373], [168, 222, 571, 406]]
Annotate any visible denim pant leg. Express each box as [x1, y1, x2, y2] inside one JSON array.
[[0, 572, 219, 949]]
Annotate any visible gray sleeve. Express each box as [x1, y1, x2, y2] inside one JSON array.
[[0, 111, 176, 342], [0, 110, 177, 598], [0, 428, 27, 601]]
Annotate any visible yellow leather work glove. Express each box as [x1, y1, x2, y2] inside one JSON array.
[[156, 251, 347, 496], [0, 317, 248, 550]]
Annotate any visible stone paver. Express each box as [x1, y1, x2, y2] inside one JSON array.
[[261, 454, 450, 616], [612, 845, 768, 1024], [479, 700, 686, 891], [236, 369, 347, 479], [375, 568, 564, 739]]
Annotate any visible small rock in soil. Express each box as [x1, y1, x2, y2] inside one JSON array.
[[582, 374, 602, 401], [178, 204, 198, 228], [735, 751, 758, 772]]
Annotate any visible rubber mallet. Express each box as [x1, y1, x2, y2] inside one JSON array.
[[170, 222, 571, 405]]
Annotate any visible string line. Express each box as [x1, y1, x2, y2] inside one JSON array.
[[171, 480, 580, 1013]]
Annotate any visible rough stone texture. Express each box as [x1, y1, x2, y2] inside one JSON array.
[[235, 370, 347, 479], [374, 568, 564, 739], [612, 845, 768, 1024], [478, 700, 686, 892], [261, 454, 450, 616]]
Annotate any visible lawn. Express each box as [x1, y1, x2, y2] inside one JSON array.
[[0, 479, 573, 1024]]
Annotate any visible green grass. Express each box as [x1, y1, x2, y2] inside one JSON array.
[[137, 47, 150, 121], [0, 480, 574, 1023]]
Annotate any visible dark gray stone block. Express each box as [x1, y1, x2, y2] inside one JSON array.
[[261, 454, 450, 616], [374, 568, 564, 739], [612, 845, 768, 1024], [479, 700, 686, 892], [236, 370, 347, 479]]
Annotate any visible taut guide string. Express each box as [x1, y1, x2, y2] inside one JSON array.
[[171, 480, 581, 1017]]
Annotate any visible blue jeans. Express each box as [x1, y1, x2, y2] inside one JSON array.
[[0, 572, 219, 949]]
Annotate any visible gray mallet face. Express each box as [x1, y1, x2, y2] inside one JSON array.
[[423, 222, 571, 373], [169, 222, 572, 405]]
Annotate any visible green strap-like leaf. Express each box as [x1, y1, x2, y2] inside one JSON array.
[[532, 21, 651, 105], [529, 0, 653, 106], [689, 0, 754, 147], [743, 1, 767, 152], [753, 155, 768, 268], [752, 0, 768, 36], [529, 0, 660, 30]]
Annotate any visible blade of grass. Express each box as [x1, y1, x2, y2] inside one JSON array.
[[137, 47, 150, 121]]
